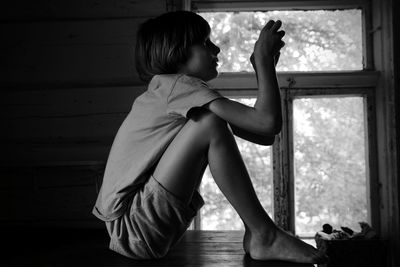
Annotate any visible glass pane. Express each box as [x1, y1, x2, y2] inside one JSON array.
[[293, 97, 368, 236], [200, 10, 362, 72], [200, 98, 273, 230]]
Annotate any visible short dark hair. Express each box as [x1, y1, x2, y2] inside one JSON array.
[[135, 11, 211, 82]]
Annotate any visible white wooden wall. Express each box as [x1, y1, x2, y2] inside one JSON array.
[[1, 0, 179, 227]]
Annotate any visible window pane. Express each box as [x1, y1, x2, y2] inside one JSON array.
[[200, 10, 362, 72], [293, 97, 368, 236], [200, 98, 273, 230]]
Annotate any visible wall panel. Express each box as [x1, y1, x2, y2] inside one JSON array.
[[1, 18, 149, 85], [0, 0, 168, 227], [1, 0, 167, 21]]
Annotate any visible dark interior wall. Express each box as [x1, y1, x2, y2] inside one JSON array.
[[393, 0, 400, 264], [394, 0, 400, 202], [1, 0, 179, 227]]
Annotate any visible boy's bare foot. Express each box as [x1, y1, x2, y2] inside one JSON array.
[[244, 226, 328, 264]]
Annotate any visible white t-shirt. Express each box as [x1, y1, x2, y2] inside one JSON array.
[[93, 74, 225, 221]]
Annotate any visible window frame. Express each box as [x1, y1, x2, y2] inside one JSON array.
[[189, 0, 374, 71], [277, 87, 379, 238], [186, 0, 380, 236]]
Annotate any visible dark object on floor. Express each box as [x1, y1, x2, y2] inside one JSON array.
[[352, 222, 378, 240], [315, 222, 387, 267], [317, 239, 387, 267], [316, 222, 377, 241], [340, 226, 354, 236], [322, 224, 333, 234]]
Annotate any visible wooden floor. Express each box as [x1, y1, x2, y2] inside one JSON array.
[[2, 228, 316, 267]]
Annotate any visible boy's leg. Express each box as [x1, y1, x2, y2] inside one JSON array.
[[153, 109, 326, 263], [152, 111, 211, 204]]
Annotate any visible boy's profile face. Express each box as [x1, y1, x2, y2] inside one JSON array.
[[179, 37, 220, 82]]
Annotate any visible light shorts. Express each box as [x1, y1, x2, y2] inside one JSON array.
[[105, 175, 204, 259]]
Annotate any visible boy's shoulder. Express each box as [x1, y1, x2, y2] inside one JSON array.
[[150, 74, 208, 91], [177, 74, 209, 88]]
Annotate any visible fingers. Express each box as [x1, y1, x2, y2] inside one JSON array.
[[264, 20, 275, 30], [270, 20, 282, 32], [256, 20, 285, 59], [262, 20, 284, 38]]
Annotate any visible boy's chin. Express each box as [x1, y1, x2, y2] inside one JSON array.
[[204, 71, 219, 82], [189, 69, 219, 82]]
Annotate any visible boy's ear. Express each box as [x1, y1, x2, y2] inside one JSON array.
[[176, 63, 186, 74], [176, 54, 191, 73]]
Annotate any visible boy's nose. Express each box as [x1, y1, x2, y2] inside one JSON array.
[[207, 40, 220, 56], [212, 43, 220, 55]]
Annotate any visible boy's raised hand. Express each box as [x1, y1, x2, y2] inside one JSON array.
[[251, 52, 280, 71], [253, 20, 285, 66]]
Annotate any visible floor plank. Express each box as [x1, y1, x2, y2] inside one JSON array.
[[1, 228, 315, 267]]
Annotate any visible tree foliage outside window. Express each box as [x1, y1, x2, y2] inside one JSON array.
[[294, 97, 368, 235], [200, 10, 362, 72]]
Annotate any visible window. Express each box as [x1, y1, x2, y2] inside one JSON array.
[[201, 10, 363, 72], [188, 0, 379, 241], [293, 96, 368, 236]]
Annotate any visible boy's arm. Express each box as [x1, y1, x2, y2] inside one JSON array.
[[229, 123, 276, 146], [205, 20, 285, 144], [204, 97, 279, 145]]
